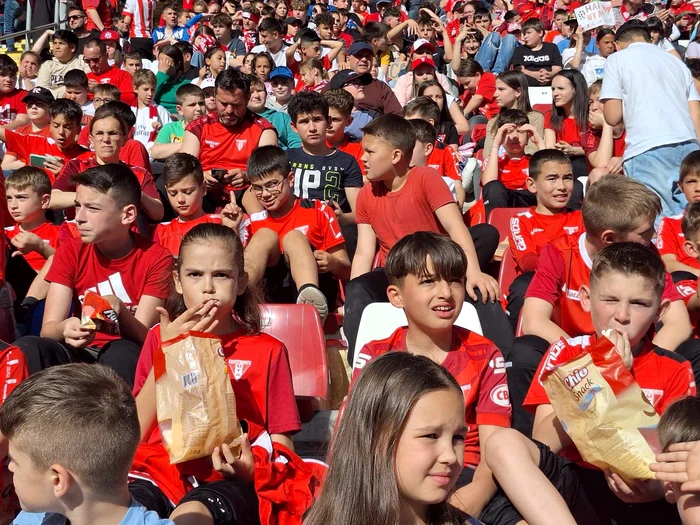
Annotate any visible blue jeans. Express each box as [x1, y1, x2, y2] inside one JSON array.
[[3, 0, 20, 49], [474, 33, 517, 74], [623, 140, 700, 222]]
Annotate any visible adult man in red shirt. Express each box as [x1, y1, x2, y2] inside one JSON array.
[[181, 69, 278, 211], [83, 40, 136, 105]]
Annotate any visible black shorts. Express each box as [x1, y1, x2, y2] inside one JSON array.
[[263, 253, 339, 307]]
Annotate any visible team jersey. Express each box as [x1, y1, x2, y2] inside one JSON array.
[[4, 222, 60, 271], [427, 144, 460, 181], [675, 278, 700, 336], [286, 148, 363, 213], [0, 89, 27, 125], [45, 234, 172, 348], [353, 326, 511, 467], [55, 156, 156, 198], [249, 198, 344, 253], [509, 208, 584, 274], [87, 67, 135, 104], [485, 152, 530, 190], [122, 0, 156, 38], [5, 123, 51, 160], [153, 213, 251, 256], [525, 232, 682, 337], [3, 129, 88, 183], [582, 128, 626, 165], [524, 335, 696, 467], [186, 111, 276, 188], [658, 213, 700, 270]]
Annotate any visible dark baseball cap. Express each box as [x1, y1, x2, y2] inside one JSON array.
[[347, 41, 374, 56], [22, 86, 55, 105], [284, 16, 303, 26], [329, 69, 372, 89]]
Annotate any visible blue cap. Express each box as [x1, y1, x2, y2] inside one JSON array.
[[347, 41, 374, 56], [269, 66, 294, 80]]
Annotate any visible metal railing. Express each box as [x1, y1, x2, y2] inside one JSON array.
[[0, 0, 62, 50]]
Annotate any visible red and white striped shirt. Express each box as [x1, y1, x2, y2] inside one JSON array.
[[122, 0, 156, 38]]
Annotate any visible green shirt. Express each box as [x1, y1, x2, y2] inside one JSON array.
[[155, 71, 192, 114], [155, 120, 186, 144], [257, 108, 302, 150]]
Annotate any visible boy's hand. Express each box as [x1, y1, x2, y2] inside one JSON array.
[[652, 441, 700, 492], [404, 19, 419, 36], [101, 295, 124, 318], [494, 123, 516, 147], [88, 78, 100, 92], [604, 470, 664, 503], [156, 300, 220, 342], [63, 317, 95, 348], [518, 123, 542, 145], [606, 156, 624, 174], [225, 168, 246, 188], [221, 192, 243, 230], [603, 329, 632, 370], [589, 109, 605, 130], [314, 250, 333, 273], [212, 433, 255, 483], [151, 122, 163, 131], [554, 141, 578, 156], [43, 155, 65, 176], [10, 232, 44, 256], [466, 270, 498, 303]]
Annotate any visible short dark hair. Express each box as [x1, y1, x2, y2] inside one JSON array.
[[386, 231, 467, 285], [258, 17, 283, 34], [658, 397, 700, 452], [52, 29, 79, 50], [93, 100, 135, 131], [49, 99, 83, 127], [495, 108, 529, 128], [173, 40, 194, 57], [456, 58, 484, 78], [83, 38, 106, 54], [176, 83, 204, 105], [247, 145, 291, 180], [590, 242, 666, 298], [362, 114, 416, 158], [362, 21, 389, 41], [315, 12, 335, 27], [0, 55, 18, 77], [403, 96, 441, 123], [163, 153, 204, 187], [124, 51, 142, 62], [0, 363, 139, 496], [528, 149, 571, 179], [682, 202, 700, 241], [504, 9, 519, 21], [688, 58, 700, 81], [288, 90, 329, 123], [409, 118, 437, 145], [323, 88, 354, 117], [5, 166, 52, 195], [63, 69, 89, 90], [381, 6, 401, 19], [210, 12, 233, 26], [615, 19, 652, 42], [521, 18, 544, 34], [93, 83, 121, 100], [300, 29, 322, 46], [680, 149, 700, 184], [73, 163, 142, 209], [215, 68, 251, 96]]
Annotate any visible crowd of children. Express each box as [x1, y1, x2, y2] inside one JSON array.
[[1, 0, 700, 523]]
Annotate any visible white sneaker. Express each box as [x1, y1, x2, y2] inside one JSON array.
[[297, 285, 329, 324]]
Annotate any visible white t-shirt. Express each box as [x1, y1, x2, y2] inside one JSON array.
[[250, 44, 288, 67], [581, 55, 607, 86], [131, 104, 173, 154], [600, 41, 700, 160]]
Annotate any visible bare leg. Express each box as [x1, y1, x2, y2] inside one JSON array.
[[282, 230, 328, 321], [170, 501, 214, 525], [484, 428, 578, 525], [244, 228, 281, 285]]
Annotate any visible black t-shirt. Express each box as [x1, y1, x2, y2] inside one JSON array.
[[287, 148, 364, 212], [77, 30, 102, 55], [436, 121, 459, 148], [510, 42, 562, 87]]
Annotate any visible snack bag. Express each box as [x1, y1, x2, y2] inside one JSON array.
[[541, 334, 659, 481], [154, 331, 242, 464], [80, 291, 120, 335]]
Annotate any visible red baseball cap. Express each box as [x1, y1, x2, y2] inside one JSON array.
[[100, 29, 119, 42], [411, 56, 435, 70]]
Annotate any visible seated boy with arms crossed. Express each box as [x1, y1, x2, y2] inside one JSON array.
[[485, 243, 696, 525]]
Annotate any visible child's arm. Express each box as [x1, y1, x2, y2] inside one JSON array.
[[1, 152, 25, 172], [519, 123, 545, 151], [532, 404, 571, 454], [314, 245, 351, 281], [25, 255, 52, 301], [653, 299, 693, 352], [150, 140, 183, 159], [662, 254, 700, 277], [86, 7, 106, 31], [41, 282, 95, 347], [49, 189, 76, 210], [350, 224, 377, 279], [462, 90, 484, 117], [32, 29, 54, 53], [320, 39, 344, 64], [544, 128, 557, 149], [9, 231, 55, 260], [652, 440, 700, 493], [522, 297, 570, 343], [286, 39, 301, 67], [102, 294, 164, 344], [587, 119, 615, 169], [386, 19, 419, 41], [481, 124, 509, 185], [180, 130, 202, 159], [435, 203, 499, 302], [136, 368, 158, 442], [568, 26, 586, 70], [451, 26, 469, 72], [140, 191, 165, 221], [454, 181, 466, 210], [448, 99, 470, 137]]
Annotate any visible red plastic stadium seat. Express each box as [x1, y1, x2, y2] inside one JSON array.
[[488, 208, 530, 244], [259, 304, 329, 422], [532, 104, 550, 115], [498, 247, 518, 304]]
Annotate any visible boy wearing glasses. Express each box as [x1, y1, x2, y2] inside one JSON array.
[[244, 146, 351, 322]]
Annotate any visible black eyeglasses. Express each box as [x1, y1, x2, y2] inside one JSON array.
[[250, 177, 287, 196]]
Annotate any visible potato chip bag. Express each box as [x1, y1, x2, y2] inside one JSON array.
[[154, 331, 242, 464], [541, 334, 660, 481], [80, 291, 120, 335]]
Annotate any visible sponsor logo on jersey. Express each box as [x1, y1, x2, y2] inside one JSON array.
[[489, 356, 506, 375], [80, 273, 133, 306], [490, 384, 511, 407]]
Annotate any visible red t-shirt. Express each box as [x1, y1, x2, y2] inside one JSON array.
[[486, 152, 530, 190], [5, 123, 51, 159], [427, 145, 460, 181], [471, 72, 499, 120], [4, 222, 60, 271], [353, 326, 511, 467], [524, 335, 696, 467], [248, 198, 344, 253], [4, 129, 88, 183], [658, 213, 700, 270], [0, 89, 27, 125], [508, 208, 584, 274], [54, 156, 157, 198], [87, 66, 135, 104], [45, 234, 173, 347], [186, 111, 276, 186], [675, 278, 699, 334], [355, 166, 455, 267], [582, 128, 626, 163], [332, 134, 365, 176], [525, 232, 681, 337], [154, 214, 223, 256], [83, 0, 113, 30], [78, 127, 151, 172], [544, 111, 584, 147]]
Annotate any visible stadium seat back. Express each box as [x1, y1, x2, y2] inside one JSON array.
[[488, 208, 530, 244], [353, 302, 483, 371], [498, 247, 518, 303]]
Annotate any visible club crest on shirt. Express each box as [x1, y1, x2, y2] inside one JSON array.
[[228, 359, 252, 380], [235, 139, 247, 151]]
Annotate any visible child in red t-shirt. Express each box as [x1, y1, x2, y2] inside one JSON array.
[[1, 87, 53, 173], [673, 202, 700, 336], [485, 243, 696, 525], [130, 222, 301, 515], [584, 80, 626, 184], [0, 55, 29, 129], [659, 151, 700, 279], [456, 58, 500, 141], [481, 109, 545, 215], [350, 232, 511, 521], [154, 153, 248, 256], [244, 146, 351, 323], [323, 89, 365, 176], [344, 114, 508, 363], [13, 163, 172, 387]]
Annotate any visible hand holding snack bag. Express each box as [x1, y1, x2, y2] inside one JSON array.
[[154, 330, 242, 464], [541, 332, 660, 482], [80, 291, 120, 335]]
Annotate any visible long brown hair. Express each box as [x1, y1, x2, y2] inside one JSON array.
[[167, 223, 263, 334], [304, 352, 467, 525]]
